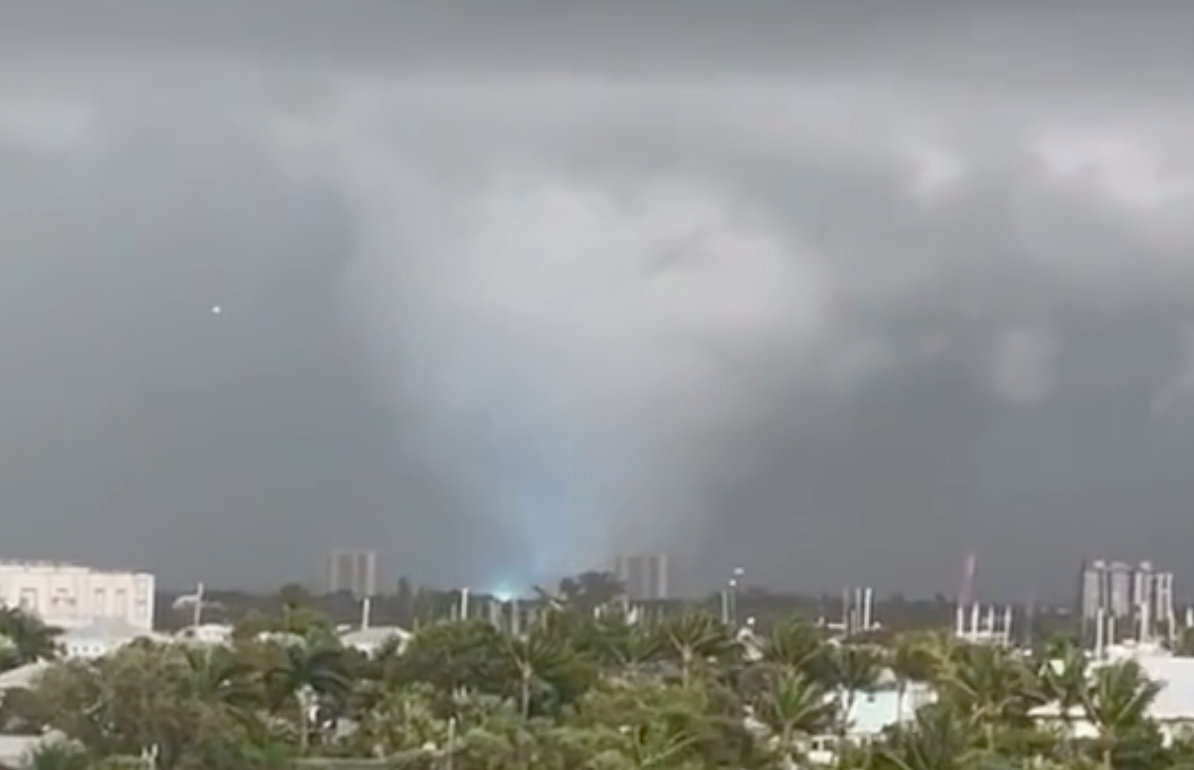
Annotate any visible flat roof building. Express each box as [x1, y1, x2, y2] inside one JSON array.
[[0, 560, 155, 632]]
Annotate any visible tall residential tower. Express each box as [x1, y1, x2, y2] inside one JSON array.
[[612, 554, 669, 601], [1079, 559, 1175, 644]]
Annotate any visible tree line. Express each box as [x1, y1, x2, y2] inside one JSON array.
[[158, 572, 1076, 641], [0, 595, 1190, 770]]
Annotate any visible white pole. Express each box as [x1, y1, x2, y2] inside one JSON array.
[[191, 582, 205, 629], [1139, 597, 1150, 644]]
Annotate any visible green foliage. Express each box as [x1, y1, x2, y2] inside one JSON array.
[[393, 619, 511, 698], [22, 739, 92, 770], [0, 607, 62, 671], [0, 600, 1189, 770]]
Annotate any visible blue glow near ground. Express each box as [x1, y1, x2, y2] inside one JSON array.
[[488, 585, 518, 602]]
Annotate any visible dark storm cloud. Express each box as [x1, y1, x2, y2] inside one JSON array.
[[3, 2, 1194, 598]]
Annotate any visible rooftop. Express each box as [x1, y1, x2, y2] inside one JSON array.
[[0, 560, 152, 576], [341, 626, 411, 647], [61, 618, 162, 643], [0, 661, 49, 691], [1125, 655, 1194, 721]]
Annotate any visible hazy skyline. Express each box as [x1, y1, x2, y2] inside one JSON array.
[[2, 1, 1194, 599]]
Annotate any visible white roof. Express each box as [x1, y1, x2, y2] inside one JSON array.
[[1036, 652, 1194, 722], [0, 732, 70, 765], [1129, 655, 1194, 721], [176, 623, 233, 639], [61, 618, 158, 643], [257, 631, 306, 646], [0, 661, 49, 690], [0, 735, 42, 764], [341, 626, 410, 646]]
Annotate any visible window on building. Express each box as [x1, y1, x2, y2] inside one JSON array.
[[53, 588, 73, 605]]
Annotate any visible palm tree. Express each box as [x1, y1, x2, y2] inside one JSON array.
[[877, 703, 986, 770], [750, 666, 836, 765], [916, 630, 963, 685], [263, 642, 352, 753], [8, 603, 1183, 770], [655, 611, 737, 689], [889, 634, 940, 724], [0, 608, 61, 668], [1080, 659, 1162, 770], [586, 614, 661, 676], [940, 644, 1036, 750], [177, 646, 258, 709], [617, 719, 704, 770], [761, 617, 831, 685], [829, 642, 883, 765], [503, 627, 574, 719], [1037, 637, 1088, 752]]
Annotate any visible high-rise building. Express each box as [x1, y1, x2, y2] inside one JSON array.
[[1079, 558, 1176, 643], [1155, 570, 1176, 624], [325, 549, 378, 598], [1108, 561, 1133, 619], [1080, 559, 1107, 622], [613, 554, 669, 601], [1132, 561, 1155, 623]]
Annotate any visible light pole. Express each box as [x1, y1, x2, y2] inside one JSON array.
[[728, 566, 745, 627]]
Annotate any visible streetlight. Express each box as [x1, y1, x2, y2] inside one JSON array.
[[728, 566, 745, 627]]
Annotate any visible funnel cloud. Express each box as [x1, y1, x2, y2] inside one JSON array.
[[3, 1, 1194, 598]]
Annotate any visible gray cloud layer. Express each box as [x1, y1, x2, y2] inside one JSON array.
[[2, 1, 1194, 599]]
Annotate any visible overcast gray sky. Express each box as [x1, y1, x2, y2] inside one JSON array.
[[2, 1, 1194, 599]]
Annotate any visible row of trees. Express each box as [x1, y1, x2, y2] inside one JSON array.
[[0, 601, 1187, 770], [163, 577, 1078, 640]]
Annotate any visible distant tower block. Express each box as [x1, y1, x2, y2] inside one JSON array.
[[325, 549, 378, 598], [612, 554, 670, 601], [959, 551, 977, 608]]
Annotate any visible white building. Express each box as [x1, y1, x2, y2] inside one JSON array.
[[59, 618, 167, 659], [341, 626, 411, 656], [1033, 643, 1194, 745], [176, 623, 234, 646], [0, 561, 155, 632], [1080, 559, 1176, 643]]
